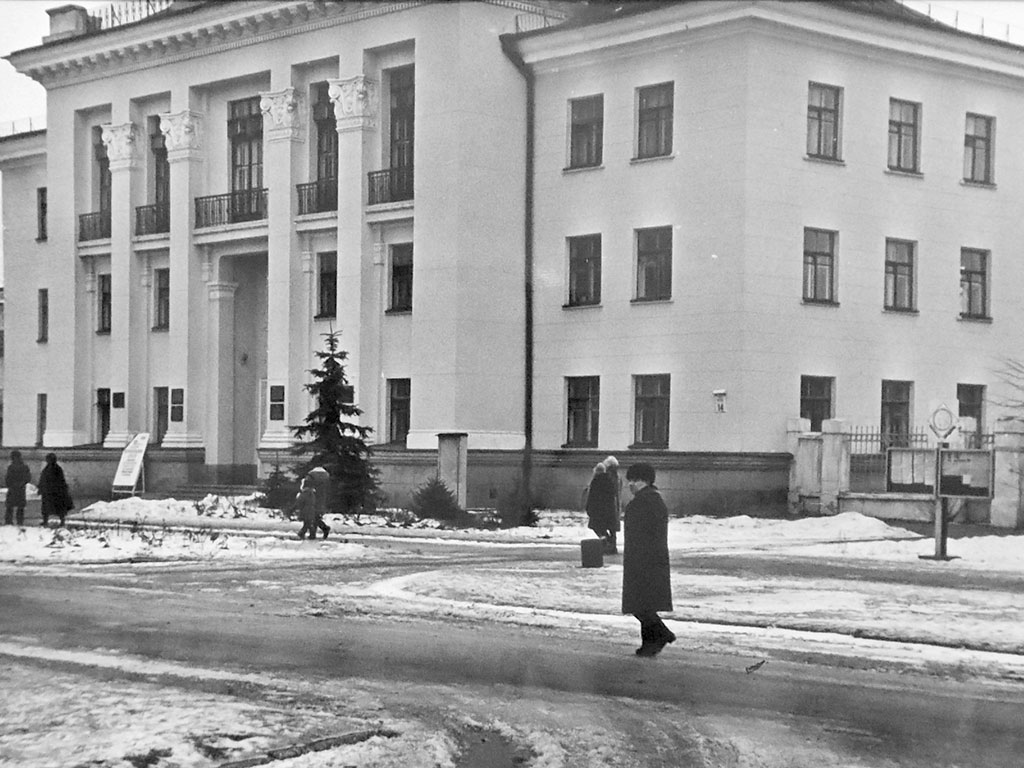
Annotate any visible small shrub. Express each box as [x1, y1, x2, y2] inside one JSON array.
[[409, 477, 464, 523], [259, 461, 300, 510], [495, 479, 544, 528]]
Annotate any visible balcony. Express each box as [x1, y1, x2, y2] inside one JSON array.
[[78, 211, 111, 241], [195, 188, 267, 228], [135, 203, 169, 235], [367, 166, 413, 205], [296, 178, 337, 215]]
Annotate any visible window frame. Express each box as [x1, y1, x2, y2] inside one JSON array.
[[959, 247, 989, 320], [806, 82, 842, 160], [229, 96, 263, 193], [957, 383, 985, 445], [566, 234, 602, 307], [880, 379, 912, 449], [633, 374, 670, 448], [313, 82, 339, 182], [388, 243, 413, 313], [36, 187, 47, 241], [635, 226, 672, 302], [316, 251, 338, 319], [568, 94, 604, 169], [97, 273, 112, 333], [37, 288, 49, 343], [888, 98, 921, 173], [636, 81, 674, 160], [153, 267, 170, 330], [565, 376, 600, 448], [800, 375, 834, 432], [803, 227, 837, 304], [963, 113, 993, 184], [387, 378, 411, 445], [884, 239, 916, 312]]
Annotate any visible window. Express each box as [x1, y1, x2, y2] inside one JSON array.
[[389, 243, 413, 312], [636, 226, 672, 301], [964, 113, 993, 184], [569, 95, 603, 168], [637, 82, 673, 159], [884, 239, 915, 311], [269, 385, 285, 421], [37, 288, 49, 343], [154, 387, 169, 444], [957, 384, 985, 446], [565, 376, 599, 447], [800, 376, 833, 432], [634, 374, 670, 448], [316, 252, 337, 318], [387, 378, 411, 444], [98, 273, 112, 333], [807, 83, 841, 160], [313, 82, 338, 182], [888, 99, 920, 173], [881, 379, 912, 449], [803, 228, 836, 303], [36, 393, 47, 448], [389, 66, 415, 171], [96, 388, 111, 445], [36, 187, 47, 241], [153, 268, 170, 329], [960, 248, 988, 319], [567, 235, 601, 306], [94, 127, 111, 213], [151, 119, 169, 207], [229, 96, 263, 220], [170, 388, 184, 423]]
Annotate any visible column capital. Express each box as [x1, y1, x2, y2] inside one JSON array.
[[260, 87, 303, 142], [101, 121, 141, 171], [329, 75, 378, 133], [159, 109, 203, 160], [208, 281, 238, 301]]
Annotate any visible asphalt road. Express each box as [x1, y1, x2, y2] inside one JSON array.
[[2, 545, 1023, 767]]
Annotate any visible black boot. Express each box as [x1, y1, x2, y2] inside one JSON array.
[[635, 624, 659, 657]]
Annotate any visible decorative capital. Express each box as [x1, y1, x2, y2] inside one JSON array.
[[208, 281, 238, 301], [260, 87, 303, 142], [101, 122, 140, 169], [159, 110, 203, 159], [328, 75, 378, 133]]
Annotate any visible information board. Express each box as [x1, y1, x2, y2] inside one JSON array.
[[938, 449, 994, 498], [112, 432, 150, 495]]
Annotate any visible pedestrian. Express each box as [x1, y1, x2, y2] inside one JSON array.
[[38, 453, 74, 527], [306, 470, 332, 540], [4, 450, 32, 526], [621, 462, 675, 657], [294, 477, 319, 540], [585, 462, 618, 554], [601, 455, 622, 554]]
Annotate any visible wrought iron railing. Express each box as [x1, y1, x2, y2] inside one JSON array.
[[367, 167, 413, 205], [194, 189, 267, 228], [296, 178, 338, 215], [515, 11, 567, 33], [86, 0, 172, 32], [78, 211, 111, 241], [135, 203, 169, 235]]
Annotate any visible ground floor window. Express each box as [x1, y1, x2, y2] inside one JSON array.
[[36, 393, 47, 447], [388, 378, 411, 444], [957, 383, 985, 446], [565, 376, 599, 447], [881, 379, 912, 448], [800, 375, 833, 432], [633, 374, 670, 447], [96, 388, 111, 444], [154, 387, 169, 444]]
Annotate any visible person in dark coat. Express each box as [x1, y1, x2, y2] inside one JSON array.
[[601, 455, 622, 554], [38, 453, 74, 527], [4, 450, 32, 526], [585, 462, 618, 554], [621, 462, 676, 657], [294, 475, 331, 540]]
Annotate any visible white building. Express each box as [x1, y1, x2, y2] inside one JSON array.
[[2, 0, 1023, 514]]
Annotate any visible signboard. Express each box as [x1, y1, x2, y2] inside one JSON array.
[[928, 404, 958, 440], [886, 448, 935, 494], [938, 448, 994, 498], [112, 432, 150, 495]]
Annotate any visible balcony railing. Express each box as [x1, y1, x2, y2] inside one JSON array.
[[367, 166, 413, 205], [135, 202, 169, 235], [78, 211, 111, 241], [296, 178, 338, 215], [194, 188, 268, 228]]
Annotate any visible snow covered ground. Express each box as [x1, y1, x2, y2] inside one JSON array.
[[2, 496, 1023, 768]]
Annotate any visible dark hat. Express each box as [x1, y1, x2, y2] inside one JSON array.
[[625, 462, 656, 485]]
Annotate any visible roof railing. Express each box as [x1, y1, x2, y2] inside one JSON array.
[[86, 0, 174, 33]]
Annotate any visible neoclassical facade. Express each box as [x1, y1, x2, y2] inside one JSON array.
[[3, 0, 1024, 512]]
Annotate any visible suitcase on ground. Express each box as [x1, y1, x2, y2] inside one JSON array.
[[581, 538, 604, 568]]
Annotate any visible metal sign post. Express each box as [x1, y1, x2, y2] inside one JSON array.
[[920, 406, 957, 562]]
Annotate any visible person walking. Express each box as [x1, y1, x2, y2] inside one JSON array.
[[4, 450, 32, 526], [585, 462, 617, 554], [294, 477, 319, 540], [38, 453, 74, 527], [621, 462, 676, 657], [601, 455, 622, 554]]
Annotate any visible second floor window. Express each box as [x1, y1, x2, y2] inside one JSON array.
[[37, 288, 48, 343], [313, 82, 338, 182], [389, 243, 413, 312], [807, 83, 841, 160], [884, 239, 915, 311], [803, 228, 836, 303], [637, 82, 673, 159], [964, 113, 993, 184], [98, 273, 112, 333], [229, 97, 263, 193], [569, 94, 603, 168], [960, 248, 989, 319], [566, 376, 599, 447], [888, 98, 920, 173], [388, 378, 411, 444], [153, 268, 170, 329], [36, 187, 47, 241], [567, 235, 601, 306], [94, 128, 112, 213], [636, 226, 672, 301], [634, 374, 670, 448], [317, 251, 337, 318], [389, 66, 415, 170], [151, 121, 170, 206]]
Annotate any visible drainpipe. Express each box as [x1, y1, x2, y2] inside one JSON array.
[[500, 35, 535, 523]]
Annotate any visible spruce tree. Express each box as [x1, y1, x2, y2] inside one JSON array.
[[292, 330, 380, 515]]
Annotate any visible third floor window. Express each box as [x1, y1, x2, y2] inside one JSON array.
[[888, 98, 920, 173], [569, 94, 603, 169], [636, 82, 673, 159], [151, 120, 170, 207], [94, 127, 112, 213], [229, 96, 263, 193], [964, 113, 993, 184], [807, 82, 841, 160], [313, 82, 338, 181]]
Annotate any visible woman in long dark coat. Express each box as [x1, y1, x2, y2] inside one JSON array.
[[621, 462, 675, 656], [585, 463, 617, 552], [38, 453, 73, 527]]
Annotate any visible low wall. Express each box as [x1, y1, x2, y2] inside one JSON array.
[[839, 493, 991, 524]]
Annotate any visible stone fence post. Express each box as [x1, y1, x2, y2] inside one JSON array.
[[819, 419, 850, 515], [991, 417, 1024, 529], [786, 417, 811, 511]]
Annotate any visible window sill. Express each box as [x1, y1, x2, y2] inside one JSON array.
[[802, 298, 840, 308], [313, 313, 336, 321], [960, 179, 996, 190], [883, 307, 918, 316], [151, 325, 169, 332], [562, 302, 601, 310], [804, 154, 844, 166], [627, 443, 668, 451], [36, 338, 48, 344], [96, 329, 111, 335], [561, 443, 598, 449], [958, 314, 992, 324], [885, 168, 923, 179], [630, 153, 675, 165], [631, 297, 672, 305], [35, 237, 48, 243], [385, 308, 412, 316], [562, 164, 604, 174]]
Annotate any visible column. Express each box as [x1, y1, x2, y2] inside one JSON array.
[[819, 419, 850, 515], [991, 417, 1024, 529], [158, 107, 207, 448], [206, 281, 238, 466], [101, 119, 146, 448], [259, 85, 304, 450], [330, 74, 378, 423]]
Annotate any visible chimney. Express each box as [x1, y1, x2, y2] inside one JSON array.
[[43, 5, 91, 43]]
